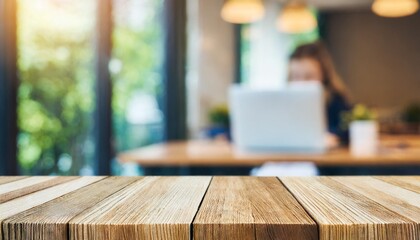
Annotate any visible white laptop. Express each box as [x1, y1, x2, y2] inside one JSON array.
[[229, 82, 327, 153]]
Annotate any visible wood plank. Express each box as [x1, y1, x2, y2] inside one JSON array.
[[193, 177, 318, 240], [3, 177, 140, 240], [0, 177, 27, 186], [70, 176, 211, 240], [281, 177, 418, 240], [0, 176, 104, 240], [375, 176, 420, 193], [332, 177, 420, 223], [0, 176, 78, 203]]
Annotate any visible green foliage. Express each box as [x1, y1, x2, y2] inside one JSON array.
[[402, 103, 420, 123], [341, 104, 377, 130], [209, 105, 230, 127], [17, 0, 164, 175], [18, 0, 96, 175], [111, 0, 164, 153]]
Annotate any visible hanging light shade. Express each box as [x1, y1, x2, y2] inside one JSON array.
[[276, 3, 317, 34], [372, 0, 419, 17], [221, 0, 265, 24]]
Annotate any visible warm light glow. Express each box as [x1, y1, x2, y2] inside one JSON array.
[[372, 0, 419, 17], [276, 4, 317, 34], [221, 0, 265, 24]]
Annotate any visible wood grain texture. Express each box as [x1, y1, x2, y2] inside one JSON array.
[[281, 177, 419, 240], [375, 176, 420, 193], [0, 177, 27, 186], [0, 176, 419, 240], [193, 177, 318, 240], [332, 177, 420, 223], [0, 176, 104, 240], [0, 176, 77, 203], [69, 176, 211, 240], [2, 177, 140, 240], [118, 138, 420, 166]]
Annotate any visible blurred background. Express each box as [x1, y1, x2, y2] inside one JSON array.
[[1, 0, 420, 176]]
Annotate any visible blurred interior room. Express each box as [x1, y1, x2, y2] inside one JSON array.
[[1, 0, 420, 177]]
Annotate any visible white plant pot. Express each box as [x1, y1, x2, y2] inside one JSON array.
[[350, 120, 378, 157]]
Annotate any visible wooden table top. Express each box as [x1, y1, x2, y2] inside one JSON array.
[[118, 135, 420, 167], [0, 176, 419, 239]]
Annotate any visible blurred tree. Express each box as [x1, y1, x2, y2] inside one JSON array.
[[17, 0, 165, 175], [18, 0, 96, 175], [111, 0, 164, 155]]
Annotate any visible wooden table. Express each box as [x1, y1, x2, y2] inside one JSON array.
[[0, 176, 419, 239], [118, 135, 420, 167]]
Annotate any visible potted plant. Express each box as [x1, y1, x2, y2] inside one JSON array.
[[342, 104, 378, 156], [402, 103, 420, 133], [207, 104, 230, 140]]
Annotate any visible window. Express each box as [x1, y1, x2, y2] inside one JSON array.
[[111, 0, 165, 174], [239, 8, 319, 87], [17, 0, 97, 175], [1, 0, 184, 175]]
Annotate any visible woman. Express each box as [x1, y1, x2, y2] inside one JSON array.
[[288, 41, 352, 143]]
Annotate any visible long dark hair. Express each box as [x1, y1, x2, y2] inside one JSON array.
[[289, 41, 351, 102]]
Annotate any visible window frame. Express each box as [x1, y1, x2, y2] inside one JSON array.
[[163, 0, 187, 141], [0, 0, 18, 175], [0, 0, 187, 175]]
